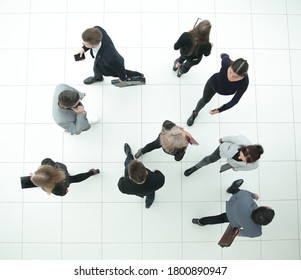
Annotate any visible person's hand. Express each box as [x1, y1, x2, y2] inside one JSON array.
[[72, 105, 85, 114], [219, 138, 223, 144], [209, 109, 219, 115], [254, 194, 259, 200], [78, 48, 85, 58]]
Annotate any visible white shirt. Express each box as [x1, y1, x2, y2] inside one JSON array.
[[92, 41, 101, 57]]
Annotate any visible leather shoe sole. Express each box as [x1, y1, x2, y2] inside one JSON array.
[[83, 76, 104, 85], [226, 179, 244, 194]]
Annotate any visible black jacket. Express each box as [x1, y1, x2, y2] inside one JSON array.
[[118, 169, 165, 198], [174, 32, 212, 59], [41, 158, 70, 196], [83, 26, 127, 80]]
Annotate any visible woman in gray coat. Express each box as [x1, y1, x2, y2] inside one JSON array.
[[184, 135, 263, 176]]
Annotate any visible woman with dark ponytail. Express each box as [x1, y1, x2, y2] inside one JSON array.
[[184, 135, 263, 177], [187, 53, 249, 126], [173, 19, 212, 77]]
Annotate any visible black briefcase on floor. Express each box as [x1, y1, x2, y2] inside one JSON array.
[[20, 176, 38, 189], [111, 76, 146, 87], [218, 224, 239, 247]]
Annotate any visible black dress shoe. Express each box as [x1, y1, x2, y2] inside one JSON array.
[[83, 76, 104, 85], [184, 166, 198, 177], [187, 111, 198, 126], [124, 143, 132, 156], [192, 218, 204, 226], [226, 179, 244, 194]]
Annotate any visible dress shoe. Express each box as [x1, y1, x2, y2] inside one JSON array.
[[184, 165, 198, 177], [83, 76, 104, 85], [226, 179, 244, 194], [177, 67, 182, 77], [192, 218, 204, 226], [145, 192, 155, 209], [187, 111, 198, 126], [134, 149, 143, 159], [124, 143, 132, 156]]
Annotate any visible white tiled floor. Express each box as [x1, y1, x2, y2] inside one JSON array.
[[0, 0, 300, 260]]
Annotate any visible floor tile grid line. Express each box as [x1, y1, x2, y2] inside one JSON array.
[[212, 0, 229, 260], [139, 0, 146, 259], [102, 2, 110, 260], [20, 2, 35, 259], [59, 2, 70, 260], [175, 0, 186, 260], [250, 1, 265, 258], [285, 0, 301, 258]]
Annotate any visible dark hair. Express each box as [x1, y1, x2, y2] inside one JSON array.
[[231, 58, 249, 77], [251, 206, 275, 225], [241, 144, 264, 163], [58, 90, 80, 107], [128, 160, 147, 184], [82, 28, 102, 45], [188, 19, 211, 56]]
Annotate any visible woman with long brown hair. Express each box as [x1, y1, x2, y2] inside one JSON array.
[[30, 158, 100, 196], [173, 19, 212, 77]]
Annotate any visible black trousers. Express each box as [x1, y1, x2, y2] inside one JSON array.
[[194, 75, 218, 113], [200, 213, 229, 225], [195, 146, 221, 169], [94, 63, 142, 80], [178, 55, 202, 74], [141, 134, 162, 155], [200, 190, 240, 225]]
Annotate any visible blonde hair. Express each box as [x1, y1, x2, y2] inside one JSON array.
[[160, 126, 188, 155], [30, 165, 66, 194]]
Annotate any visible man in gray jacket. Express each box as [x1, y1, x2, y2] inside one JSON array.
[[184, 135, 264, 176], [192, 179, 275, 238], [52, 84, 95, 135]]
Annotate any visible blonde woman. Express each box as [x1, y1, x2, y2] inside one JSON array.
[[173, 19, 212, 77], [135, 120, 195, 161], [30, 158, 99, 196]]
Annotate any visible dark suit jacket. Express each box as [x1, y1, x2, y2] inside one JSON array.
[[118, 169, 165, 198], [41, 158, 70, 196], [83, 26, 127, 80]]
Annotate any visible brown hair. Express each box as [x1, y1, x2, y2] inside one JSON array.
[[82, 28, 103, 45], [241, 144, 264, 163], [58, 90, 79, 107], [160, 126, 188, 155], [188, 19, 211, 56], [128, 160, 147, 184], [30, 165, 66, 194]]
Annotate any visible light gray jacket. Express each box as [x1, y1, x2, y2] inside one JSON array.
[[52, 84, 90, 135], [219, 135, 259, 171]]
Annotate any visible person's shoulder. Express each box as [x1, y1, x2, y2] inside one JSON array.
[[55, 83, 73, 93]]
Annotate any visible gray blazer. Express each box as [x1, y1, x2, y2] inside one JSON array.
[[52, 84, 90, 135], [219, 135, 259, 171], [226, 190, 261, 237]]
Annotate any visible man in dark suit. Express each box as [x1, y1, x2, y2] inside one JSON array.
[[77, 26, 144, 84], [118, 143, 165, 209]]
